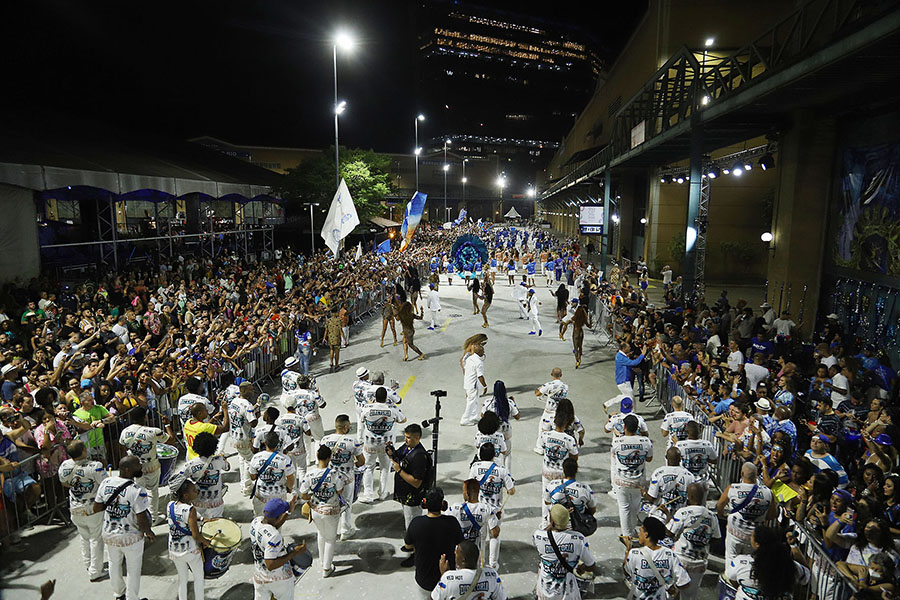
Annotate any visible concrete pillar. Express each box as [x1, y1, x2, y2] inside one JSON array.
[[766, 109, 837, 338], [682, 122, 704, 296]]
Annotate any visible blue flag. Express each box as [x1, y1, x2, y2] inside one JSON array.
[[452, 208, 467, 226], [376, 239, 391, 254], [400, 192, 427, 251]]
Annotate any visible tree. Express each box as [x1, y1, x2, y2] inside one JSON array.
[[276, 147, 391, 222]]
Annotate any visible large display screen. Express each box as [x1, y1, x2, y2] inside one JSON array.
[[579, 205, 603, 234]]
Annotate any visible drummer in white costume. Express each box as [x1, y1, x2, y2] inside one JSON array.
[[227, 382, 259, 496], [318, 414, 365, 540], [249, 431, 296, 517], [249, 497, 306, 600], [184, 431, 231, 519], [165, 472, 207, 600], [300, 445, 345, 578], [177, 390, 215, 424], [118, 405, 175, 524], [360, 387, 406, 501], [447, 479, 502, 569], [294, 376, 327, 460], [352, 367, 374, 441], [532, 369, 568, 455], [277, 396, 312, 487], [58, 440, 107, 582]]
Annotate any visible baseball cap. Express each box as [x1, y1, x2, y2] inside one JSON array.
[[283, 394, 298, 409], [264, 498, 291, 519], [356, 367, 369, 378], [80, 379, 93, 389], [760, 302, 771, 309], [832, 489, 853, 503], [813, 434, 830, 443], [284, 357, 299, 369], [620, 397, 634, 414]]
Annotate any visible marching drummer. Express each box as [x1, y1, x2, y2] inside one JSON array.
[[184, 431, 231, 520], [176, 376, 216, 423], [295, 376, 327, 461], [58, 440, 107, 583], [250, 497, 305, 600], [118, 405, 175, 524], [277, 397, 312, 487], [352, 367, 373, 442], [253, 407, 287, 454], [183, 400, 230, 461], [299, 445, 345, 578], [227, 381, 259, 497], [318, 414, 365, 540], [165, 472, 207, 600], [249, 431, 296, 517]]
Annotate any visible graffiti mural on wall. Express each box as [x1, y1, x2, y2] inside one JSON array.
[[835, 142, 900, 276]]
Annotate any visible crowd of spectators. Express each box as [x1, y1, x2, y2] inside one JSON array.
[[610, 269, 900, 597]]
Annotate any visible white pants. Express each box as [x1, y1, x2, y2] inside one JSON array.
[[403, 505, 424, 531], [617, 381, 634, 400], [288, 453, 307, 492], [338, 475, 355, 534], [725, 532, 752, 565], [136, 465, 161, 522], [461, 387, 481, 425], [416, 585, 432, 599], [363, 445, 391, 499], [488, 534, 501, 568], [72, 510, 104, 578], [253, 577, 294, 600], [107, 539, 144, 600], [306, 416, 325, 461], [530, 313, 542, 334], [517, 301, 528, 319], [312, 510, 340, 571], [428, 308, 440, 328], [342, 325, 350, 347], [609, 451, 620, 495], [534, 413, 552, 452], [678, 560, 706, 600], [616, 485, 642, 536], [195, 503, 224, 520], [234, 440, 255, 496], [172, 550, 205, 600]]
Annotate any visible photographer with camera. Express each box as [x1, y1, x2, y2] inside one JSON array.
[[391, 423, 432, 567]]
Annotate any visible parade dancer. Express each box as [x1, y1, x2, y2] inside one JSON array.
[[533, 368, 568, 455], [426, 283, 442, 330], [513, 281, 528, 320], [526, 288, 542, 336]]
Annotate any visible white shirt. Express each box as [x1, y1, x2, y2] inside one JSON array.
[[318, 433, 363, 478], [624, 545, 691, 600], [249, 517, 293, 583], [537, 380, 569, 416], [831, 372, 850, 407], [661, 269, 673, 284], [482, 396, 519, 438], [58, 458, 105, 513], [94, 476, 150, 546], [427, 290, 442, 311], [177, 393, 214, 422], [468, 460, 515, 509], [112, 323, 129, 346], [743, 363, 769, 392], [447, 501, 499, 545], [249, 450, 295, 499], [675, 439, 717, 482], [253, 423, 288, 453], [540, 430, 579, 478], [299, 467, 343, 515], [227, 396, 256, 442], [464, 353, 485, 391], [543, 478, 596, 515], [432, 567, 506, 600], [661, 411, 694, 446], [166, 500, 199, 556], [352, 379, 374, 409], [361, 403, 405, 450], [119, 424, 168, 467], [669, 505, 721, 564], [293, 388, 325, 422], [725, 555, 810, 600], [532, 529, 595, 600], [647, 465, 692, 511], [474, 431, 507, 463], [772, 318, 795, 337], [276, 413, 310, 456], [725, 482, 774, 542], [611, 435, 653, 487], [185, 455, 230, 506]]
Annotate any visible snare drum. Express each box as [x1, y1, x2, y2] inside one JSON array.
[[157, 443, 178, 486], [353, 465, 365, 502], [201, 518, 242, 579], [718, 575, 737, 600]]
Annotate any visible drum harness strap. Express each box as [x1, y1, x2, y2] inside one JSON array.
[[461, 503, 481, 536], [169, 503, 192, 537], [104, 480, 134, 509], [547, 529, 574, 596], [250, 452, 279, 500], [729, 484, 759, 515]]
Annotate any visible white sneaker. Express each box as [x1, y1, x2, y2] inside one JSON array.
[[359, 495, 376, 504], [322, 566, 335, 578], [340, 527, 358, 541]]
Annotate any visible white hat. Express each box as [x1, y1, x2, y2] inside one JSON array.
[[356, 367, 369, 378], [283, 394, 298, 409], [760, 302, 771, 309], [826, 313, 839, 320], [756, 398, 773, 412], [1, 364, 16, 377], [284, 357, 299, 369]]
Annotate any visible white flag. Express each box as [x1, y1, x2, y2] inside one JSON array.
[[355, 242, 362, 260], [320, 178, 360, 257]]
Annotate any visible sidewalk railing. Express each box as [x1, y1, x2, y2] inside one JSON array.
[[0, 276, 402, 548], [654, 362, 859, 599]]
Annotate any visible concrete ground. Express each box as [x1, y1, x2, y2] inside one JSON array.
[[0, 276, 724, 599]]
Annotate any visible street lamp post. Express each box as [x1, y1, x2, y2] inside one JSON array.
[[443, 139, 451, 218], [414, 114, 424, 191], [461, 159, 468, 208], [496, 175, 506, 222], [333, 31, 354, 188], [304, 202, 320, 255]]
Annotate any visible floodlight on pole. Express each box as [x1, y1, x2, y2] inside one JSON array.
[[414, 114, 425, 190], [705, 37, 715, 47], [334, 100, 347, 115], [335, 31, 355, 51], [332, 31, 355, 187]]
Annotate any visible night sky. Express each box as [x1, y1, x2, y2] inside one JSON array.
[[3, 1, 646, 153]]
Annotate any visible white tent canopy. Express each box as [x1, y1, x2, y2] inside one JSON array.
[[504, 206, 522, 218]]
